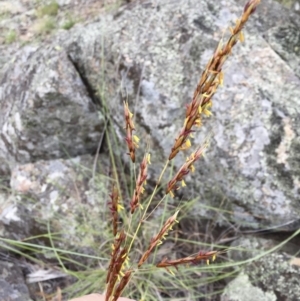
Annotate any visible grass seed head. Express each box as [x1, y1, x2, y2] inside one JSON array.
[[106, 231, 126, 284], [112, 270, 133, 301], [109, 185, 122, 236], [124, 101, 138, 162], [156, 250, 219, 271], [166, 143, 208, 196], [138, 211, 179, 267], [106, 248, 128, 301], [109, 0, 260, 298], [130, 153, 150, 214], [244, 0, 261, 14]]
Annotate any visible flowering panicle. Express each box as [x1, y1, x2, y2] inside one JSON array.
[[108, 185, 123, 236], [105, 247, 128, 301], [111, 270, 133, 301], [106, 231, 126, 285], [138, 211, 179, 267], [156, 250, 219, 274], [168, 0, 261, 160], [166, 143, 208, 197], [124, 101, 139, 163], [130, 153, 151, 214]]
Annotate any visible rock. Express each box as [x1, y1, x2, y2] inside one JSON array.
[[1, 154, 110, 255], [0, 194, 44, 241], [221, 272, 277, 301], [235, 0, 300, 76], [264, 23, 300, 78], [0, 261, 32, 301], [228, 235, 300, 262], [56, 0, 71, 6], [222, 253, 300, 301], [56, 0, 300, 229], [0, 43, 105, 175], [222, 233, 300, 301], [275, 0, 300, 13]]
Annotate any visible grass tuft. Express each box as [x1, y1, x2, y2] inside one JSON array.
[[5, 30, 17, 44], [62, 16, 76, 30], [37, 1, 59, 17], [35, 16, 56, 35], [102, 1, 262, 300]]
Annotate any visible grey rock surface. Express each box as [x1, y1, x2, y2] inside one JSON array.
[[221, 272, 277, 301], [264, 23, 300, 78], [0, 195, 44, 241], [0, 43, 105, 175], [275, 0, 300, 12], [0, 154, 110, 298], [0, 154, 110, 254], [0, 261, 32, 301], [222, 253, 300, 301], [0, 0, 299, 229], [229, 235, 300, 262]]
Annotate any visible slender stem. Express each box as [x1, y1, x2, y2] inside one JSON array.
[[124, 162, 136, 245], [144, 195, 167, 221], [157, 160, 169, 185]]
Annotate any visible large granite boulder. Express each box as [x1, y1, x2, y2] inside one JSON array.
[[51, 0, 299, 229]]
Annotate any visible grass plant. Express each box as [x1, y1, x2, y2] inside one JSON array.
[[103, 1, 262, 300]]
